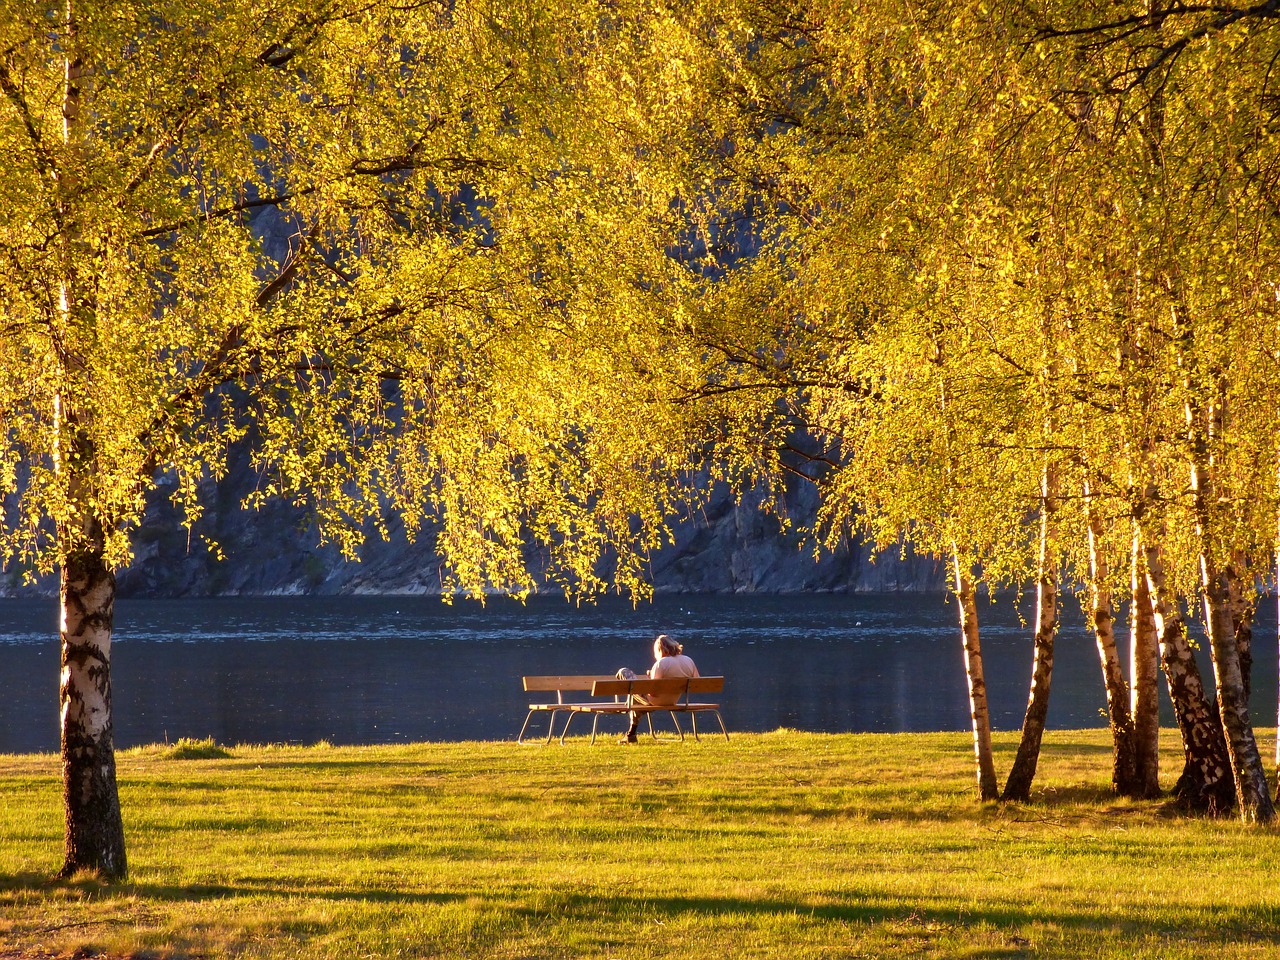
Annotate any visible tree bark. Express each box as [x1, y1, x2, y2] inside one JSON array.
[[1129, 529, 1161, 798], [1140, 527, 1234, 813], [1184, 354, 1273, 820], [1084, 483, 1139, 796], [59, 520, 127, 878], [1198, 562, 1272, 821], [953, 550, 998, 801], [1001, 465, 1058, 803], [1225, 551, 1254, 703], [51, 1, 126, 879], [1193, 511, 1274, 822]]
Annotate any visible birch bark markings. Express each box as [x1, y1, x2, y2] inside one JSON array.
[[953, 550, 999, 801], [1197, 558, 1273, 820], [1129, 532, 1161, 798], [1085, 482, 1139, 797], [1225, 553, 1254, 703], [1001, 462, 1059, 802], [1189, 417, 1274, 821], [52, 0, 128, 878], [1140, 527, 1234, 812], [59, 515, 126, 878]]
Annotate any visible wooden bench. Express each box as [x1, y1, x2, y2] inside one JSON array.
[[520, 675, 727, 745], [517, 675, 618, 744]]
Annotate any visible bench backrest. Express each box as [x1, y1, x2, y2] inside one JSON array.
[[591, 676, 723, 699], [523, 675, 616, 693]]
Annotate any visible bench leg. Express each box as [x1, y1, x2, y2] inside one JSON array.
[[713, 710, 729, 742], [559, 711, 578, 745], [518, 711, 536, 745], [670, 712, 685, 742]]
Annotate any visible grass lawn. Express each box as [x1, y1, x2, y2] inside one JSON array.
[[2, 728, 1279, 959]]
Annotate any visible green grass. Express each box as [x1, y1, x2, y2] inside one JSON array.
[[2, 728, 1280, 959], [159, 737, 234, 760]]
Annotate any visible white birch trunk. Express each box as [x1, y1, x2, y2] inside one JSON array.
[[54, 0, 127, 877], [1084, 482, 1138, 796], [1185, 354, 1272, 821], [1191, 465, 1274, 822], [59, 521, 127, 878], [1129, 528, 1161, 798], [952, 549, 998, 801], [1001, 463, 1058, 802], [1141, 524, 1234, 813]]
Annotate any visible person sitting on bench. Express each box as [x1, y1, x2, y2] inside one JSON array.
[[616, 634, 699, 743]]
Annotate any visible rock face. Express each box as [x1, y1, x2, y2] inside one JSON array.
[[645, 481, 944, 594], [2, 453, 946, 597], [120, 471, 944, 597], [3, 204, 948, 599]]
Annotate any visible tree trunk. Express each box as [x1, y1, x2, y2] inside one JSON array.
[[52, 2, 126, 877], [1140, 528, 1234, 813], [953, 550, 998, 801], [1225, 551, 1254, 703], [1187, 370, 1273, 821], [1084, 484, 1139, 796], [59, 524, 127, 878], [1001, 465, 1058, 803], [1194, 531, 1274, 822], [1129, 529, 1161, 798]]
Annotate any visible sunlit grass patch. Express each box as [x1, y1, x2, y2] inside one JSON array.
[[1, 729, 1279, 958], [157, 737, 233, 760]]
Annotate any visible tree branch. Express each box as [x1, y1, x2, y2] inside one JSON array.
[[0, 54, 56, 182]]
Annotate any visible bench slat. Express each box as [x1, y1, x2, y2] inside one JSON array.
[[523, 675, 616, 692], [526, 702, 608, 711], [568, 703, 720, 712], [591, 676, 724, 697]]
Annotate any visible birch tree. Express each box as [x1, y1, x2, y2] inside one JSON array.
[[686, 0, 1280, 814], [0, 0, 719, 877]]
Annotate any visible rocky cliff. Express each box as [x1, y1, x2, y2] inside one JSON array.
[[2, 454, 946, 598], [3, 202, 947, 599]]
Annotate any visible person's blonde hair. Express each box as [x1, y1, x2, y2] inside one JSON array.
[[655, 634, 682, 657]]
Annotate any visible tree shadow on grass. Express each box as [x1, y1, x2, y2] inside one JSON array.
[[7, 873, 1279, 959], [0, 870, 61, 895], [128, 878, 466, 906], [1037, 739, 1118, 757], [1017, 783, 1125, 806], [0, 871, 464, 908], [517, 888, 1280, 954]]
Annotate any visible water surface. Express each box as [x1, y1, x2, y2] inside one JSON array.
[[0, 593, 1272, 752]]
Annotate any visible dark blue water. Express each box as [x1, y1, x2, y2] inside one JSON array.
[[0, 593, 1273, 752]]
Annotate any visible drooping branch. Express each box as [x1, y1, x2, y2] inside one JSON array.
[[0, 54, 57, 183], [138, 187, 314, 239], [1034, 0, 1280, 95], [137, 133, 488, 240], [255, 227, 317, 308]]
